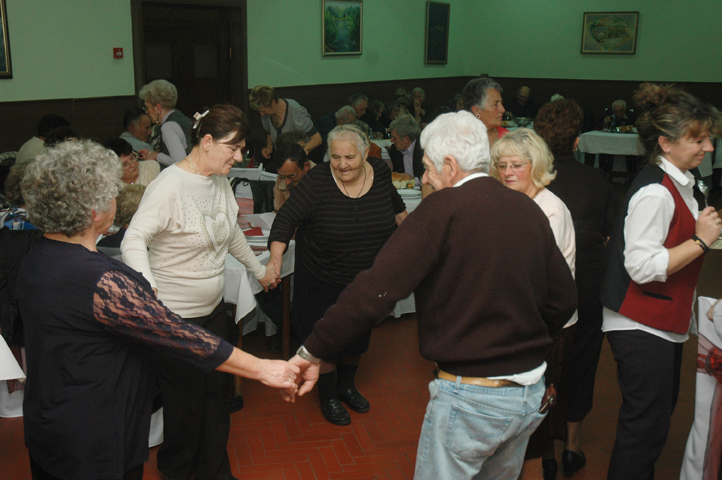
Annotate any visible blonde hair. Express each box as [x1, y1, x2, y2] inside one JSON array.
[[115, 185, 146, 228], [490, 129, 556, 189], [249, 85, 278, 110]]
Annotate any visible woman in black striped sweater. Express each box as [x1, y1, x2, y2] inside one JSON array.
[[268, 124, 407, 425]]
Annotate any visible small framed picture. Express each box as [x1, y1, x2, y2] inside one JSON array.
[[425, 1, 450, 64], [581, 12, 639, 55], [323, 0, 362, 56], [0, 0, 12, 78]]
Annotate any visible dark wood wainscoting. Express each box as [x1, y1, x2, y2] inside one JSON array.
[[0, 96, 138, 153], [1, 77, 718, 155]]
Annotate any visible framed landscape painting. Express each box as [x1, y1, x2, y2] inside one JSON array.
[[323, 0, 362, 56], [425, 1, 450, 64], [581, 12, 639, 55], [0, 0, 11, 78]]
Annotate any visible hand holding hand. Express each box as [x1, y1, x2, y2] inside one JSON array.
[[279, 354, 320, 402], [259, 266, 279, 292], [138, 149, 158, 161], [696, 206, 721, 247], [258, 358, 299, 391], [262, 148, 273, 159]]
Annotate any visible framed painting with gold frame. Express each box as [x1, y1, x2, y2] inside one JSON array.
[[581, 12, 639, 55], [323, 0, 362, 56]]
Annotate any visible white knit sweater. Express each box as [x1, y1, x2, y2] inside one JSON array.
[[122, 165, 266, 318]]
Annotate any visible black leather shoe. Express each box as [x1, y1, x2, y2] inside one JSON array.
[[542, 458, 558, 480], [320, 398, 351, 425], [562, 450, 586, 478], [336, 386, 370, 413]]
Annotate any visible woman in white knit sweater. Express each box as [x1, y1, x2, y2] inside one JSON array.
[[122, 104, 278, 480]]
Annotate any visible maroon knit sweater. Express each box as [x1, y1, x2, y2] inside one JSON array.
[[305, 176, 577, 377]]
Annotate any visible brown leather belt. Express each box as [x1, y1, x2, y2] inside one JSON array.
[[437, 370, 519, 388]]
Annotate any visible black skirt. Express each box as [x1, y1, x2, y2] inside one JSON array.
[[291, 261, 372, 360]]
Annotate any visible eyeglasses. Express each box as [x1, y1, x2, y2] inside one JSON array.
[[278, 171, 299, 181], [494, 161, 530, 172], [121, 153, 138, 169]]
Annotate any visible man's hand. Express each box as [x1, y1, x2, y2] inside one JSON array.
[[279, 354, 320, 403]]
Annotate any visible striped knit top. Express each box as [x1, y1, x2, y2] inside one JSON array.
[[269, 157, 406, 285]]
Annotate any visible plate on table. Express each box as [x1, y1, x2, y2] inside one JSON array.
[[397, 188, 422, 198]]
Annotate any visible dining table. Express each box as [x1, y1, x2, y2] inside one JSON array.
[[0, 335, 25, 418]]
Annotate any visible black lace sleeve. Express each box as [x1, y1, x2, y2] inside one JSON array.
[[93, 270, 233, 373]]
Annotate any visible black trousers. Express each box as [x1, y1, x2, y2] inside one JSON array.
[[606, 330, 684, 480], [30, 457, 144, 480], [157, 301, 234, 480], [564, 283, 605, 423]]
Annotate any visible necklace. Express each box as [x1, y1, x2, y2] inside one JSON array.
[[333, 163, 368, 220], [186, 155, 200, 175]]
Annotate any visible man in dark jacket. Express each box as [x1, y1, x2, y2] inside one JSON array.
[[387, 116, 424, 182], [284, 111, 578, 480]]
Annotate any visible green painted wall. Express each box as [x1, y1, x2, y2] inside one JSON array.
[[247, 0, 471, 87], [468, 0, 722, 82], [0, 0, 719, 102], [0, 0, 135, 102]]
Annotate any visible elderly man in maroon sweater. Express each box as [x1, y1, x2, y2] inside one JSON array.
[[282, 111, 577, 480]]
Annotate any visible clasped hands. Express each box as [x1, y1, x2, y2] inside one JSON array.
[[278, 355, 321, 403]]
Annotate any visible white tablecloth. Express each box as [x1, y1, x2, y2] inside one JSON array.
[[578, 131, 645, 156], [224, 240, 295, 334]]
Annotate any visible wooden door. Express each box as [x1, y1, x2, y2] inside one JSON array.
[[142, 3, 232, 116]]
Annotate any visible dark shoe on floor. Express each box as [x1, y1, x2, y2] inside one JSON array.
[[227, 395, 244, 413], [320, 397, 351, 425], [562, 450, 586, 477], [265, 333, 281, 353], [543, 458, 558, 480], [336, 386, 370, 413]]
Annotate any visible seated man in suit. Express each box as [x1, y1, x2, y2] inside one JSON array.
[[599, 99, 639, 177], [120, 107, 154, 153], [309, 106, 356, 163], [506, 86, 540, 120], [272, 142, 316, 212], [387, 115, 423, 183]]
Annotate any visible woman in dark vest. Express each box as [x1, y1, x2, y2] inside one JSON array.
[[139, 79, 193, 167], [600, 83, 721, 480]]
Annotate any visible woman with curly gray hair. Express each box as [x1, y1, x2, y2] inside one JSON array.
[[17, 139, 298, 480], [268, 124, 407, 426], [139, 79, 193, 167]]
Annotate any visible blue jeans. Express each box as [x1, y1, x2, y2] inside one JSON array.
[[414, 376, 546, 480]]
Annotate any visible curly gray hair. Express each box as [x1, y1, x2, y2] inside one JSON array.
[[139, 79, 178, 109], [22, 140, 122, 236], [327, 124, 370, 156]]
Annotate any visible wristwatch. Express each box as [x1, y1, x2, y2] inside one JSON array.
[[296, 345, 321, 364]]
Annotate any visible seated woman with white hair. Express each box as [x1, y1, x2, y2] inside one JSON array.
[[490, 128, 577, 480]]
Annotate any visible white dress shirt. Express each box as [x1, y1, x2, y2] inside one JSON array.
[[602, 156, 698, 343]]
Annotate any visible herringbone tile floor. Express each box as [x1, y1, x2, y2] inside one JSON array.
[[0, 311, 702, 479]]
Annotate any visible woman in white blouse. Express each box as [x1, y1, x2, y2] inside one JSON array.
[[490, 128, 577, 480], [122, 104, 279, 480], [600, 83, 721, 480]]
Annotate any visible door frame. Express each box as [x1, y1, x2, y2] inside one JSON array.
[[130, 0, 248, 112]]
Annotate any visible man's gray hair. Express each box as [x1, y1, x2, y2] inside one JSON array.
[[348, 93, 368, 107], [335, 105, 356, 123], [22, 140, 122, 236], [327, 124, 370, 155], [420, 111, 490, 174], [462, 77, 503, 112], [411, 87, 425, 98], [612, 99, 627, 110], [389, 115, 420, 141]]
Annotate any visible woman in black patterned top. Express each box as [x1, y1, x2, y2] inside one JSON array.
[[16, 140, 298, 480], [268, 124, 407, 425]]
